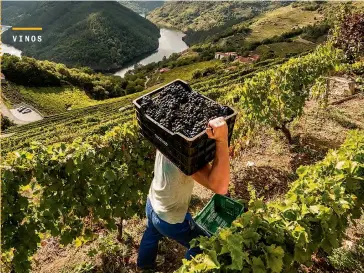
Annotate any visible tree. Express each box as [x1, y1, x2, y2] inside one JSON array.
[[1, 114, 15, 131]]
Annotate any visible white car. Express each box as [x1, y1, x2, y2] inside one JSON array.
[[17, 106, 26, 112], [22, 108, 32, 114]]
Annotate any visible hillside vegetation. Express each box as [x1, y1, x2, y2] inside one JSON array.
[[1, 54, 148, 102], [119, 1, 164, 14], [189, 3, 325, 49], [245, 4, 323, 42], [2, 1, 160, 71], [0, 57, 290, 155], [1, 1, 38, 25], [147, 2, 284, 32]]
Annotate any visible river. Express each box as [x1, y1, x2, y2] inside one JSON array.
[[1, 43, 22, 57], [1, 28, 188, 77], [114, 28, 189, 77]]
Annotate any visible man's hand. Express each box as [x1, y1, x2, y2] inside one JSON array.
[[192, 117, 230, 194], [206, 117, 228, 144]]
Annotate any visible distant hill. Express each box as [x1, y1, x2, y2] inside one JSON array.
[[2, 1, 160, 71], [147, 2, 285, 32], [119, 1, 164, 15], [2, 1, 39, 25]]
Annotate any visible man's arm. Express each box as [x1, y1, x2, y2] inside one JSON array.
[[191, 117, 230, 195]]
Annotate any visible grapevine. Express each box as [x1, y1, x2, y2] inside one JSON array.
[[1, 122, 154, 272], [225, 44, 343, 143], [177, 130, 364, 273]]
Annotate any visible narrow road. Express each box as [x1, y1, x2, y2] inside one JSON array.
[[0, 133, 15, 138], [0, 101, 28, 125], [145, 76, 150, 88], [296, 36, 314, 45]]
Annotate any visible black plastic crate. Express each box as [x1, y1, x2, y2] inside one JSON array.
[[139, 123, 216, 175], [133, 79, 237, 175]]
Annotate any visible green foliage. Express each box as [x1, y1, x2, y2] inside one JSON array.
[[119, 1, 163, 14], [184, 20, 251, 46], [301, 23, 330, 42], [1, 114, 15, 131], [2, 2, 160, 71], [189, 20, 324, 63], [238, 22, 328, 55], [147, 2, 283, 32], [192, 66, 218, 79], [68, 262, 95, 273], [87, 231, 132, 272], [352, 61, 364, 75], [177, 130, 364, 272], [255, 42, 315, 61], [1, 103, 136, 154], [1, 2, 38, 25], [226, 44, 343, 143], [2, 54, 146, 100], [1, 122, 155, 272], [328, 238, 364, 271]]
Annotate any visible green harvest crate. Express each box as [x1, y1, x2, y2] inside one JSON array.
[[194, 194, 244, 235]]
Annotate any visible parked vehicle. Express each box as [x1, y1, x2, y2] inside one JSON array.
[[22, 108, 32, 114], [17, 106, 26, 112]]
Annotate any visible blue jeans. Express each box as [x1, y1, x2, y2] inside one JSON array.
[[137, 198, 210, 269]]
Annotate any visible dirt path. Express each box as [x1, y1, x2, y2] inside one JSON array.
[[144, 76, 150, 88], [0, 133, 15, 138], [296, 36, 315, 44]]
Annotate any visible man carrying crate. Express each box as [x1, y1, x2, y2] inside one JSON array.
[[137, 117, 230, 270]]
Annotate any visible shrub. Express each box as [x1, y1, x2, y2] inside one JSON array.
[[328, 238, 364, 272], [192, 69, 203, 79], [1, 114, 15, 131]]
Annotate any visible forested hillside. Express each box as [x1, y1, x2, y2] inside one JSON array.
[[2, 1, 38, 25], [119, 1, 164, 14], [2, 1, 160, 71], [147, 1, 284, 32]]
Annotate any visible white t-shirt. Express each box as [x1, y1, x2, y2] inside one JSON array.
[[149, 150, 195, 224]]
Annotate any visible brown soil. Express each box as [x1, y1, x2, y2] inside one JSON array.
[[30, 96, 364, 273]]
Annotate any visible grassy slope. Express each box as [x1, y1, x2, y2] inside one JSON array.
[[16, 86, 104, 114], [154, 60, 220, 84], [245, 5, 323, 42], [144, 60, 220, 91], [255, 41, 316, 58], [3, 83, 121, 116]]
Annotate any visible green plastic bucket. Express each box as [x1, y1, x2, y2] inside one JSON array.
[[194, 194, 244, 235]]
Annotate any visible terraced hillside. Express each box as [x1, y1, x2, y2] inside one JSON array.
[[1, 57, 290, 155], [244, 4, 323, 42]]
